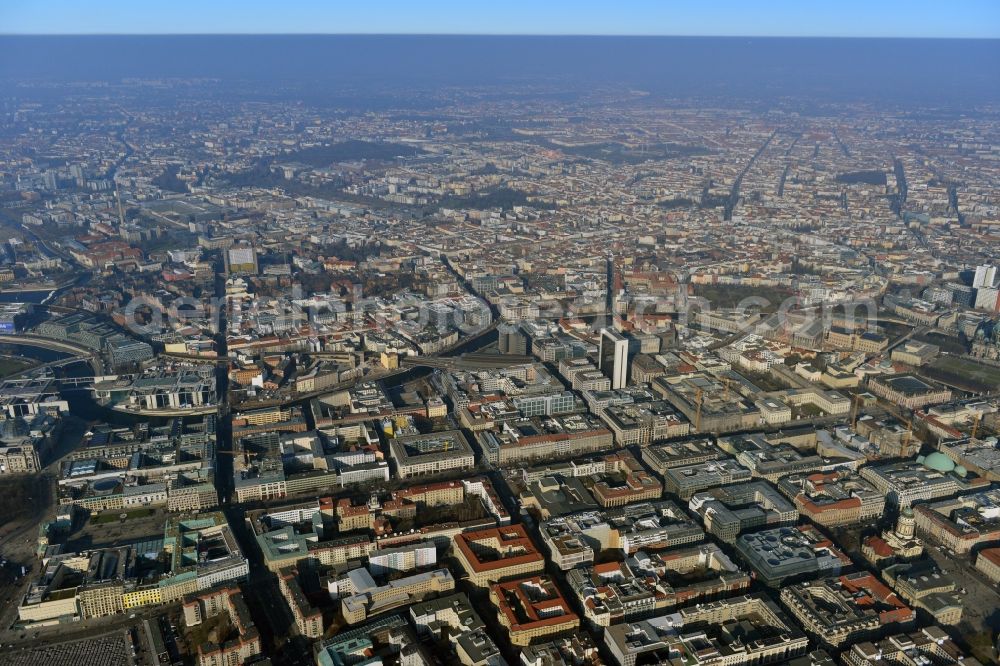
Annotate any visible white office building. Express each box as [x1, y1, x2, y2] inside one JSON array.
[[600, 328, 631, 390], [974, 264, 997, 289]]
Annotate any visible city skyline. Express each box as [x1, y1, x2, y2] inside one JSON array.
[[0, 5, 998, 666]]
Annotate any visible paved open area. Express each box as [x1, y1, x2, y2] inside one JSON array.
[[0, 630, 133, 666]]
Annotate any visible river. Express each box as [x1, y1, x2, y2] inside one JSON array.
[[0, 290, 53, 305], [0, 342, 179, 426]]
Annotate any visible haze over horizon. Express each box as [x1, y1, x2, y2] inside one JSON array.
[[1, 35, 997, 108], [2, 0, 999, 38]]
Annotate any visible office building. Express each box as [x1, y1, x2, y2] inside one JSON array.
[[641, 438, 723, 473], [861, 459, 988, 508], [735, 524, 851, 587], [475, 414, 613, 467], [489, 575, 579, 646], [913, 488, 1000, 554], [604, 594, 808, 666], [453, 525, 545, 587], [778, 471, 885, 527], [599, 328, 631, 390], [567, 543, 750, 627], [688, 481, 797, 543], [409, 593, 504, 666], [843, 625, 982, 666], [780, 572, 914, 648], [973, 264, 997, 290], [975, 548, 1000, 584], [389, 430, 476, 479], [340, 567, 455, 625], [224, 244, 258, 275], [661, 457, 752, 500]]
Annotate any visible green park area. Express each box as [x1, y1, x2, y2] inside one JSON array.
[[0, 357, 36, 378], [92, 508, 156, 524], [693, 284, 796, 312], [925, 355, 1000, 393]]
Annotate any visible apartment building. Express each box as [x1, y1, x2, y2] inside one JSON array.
[[278, 567, 323, 638], [182, 585, 262, 666]]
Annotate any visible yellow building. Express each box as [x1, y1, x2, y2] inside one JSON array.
[[380, 352, 399, 369], [236, 406, 292, 426], [393, 480, 465, 507], [425, 396, 447, 418], [122, 585, 163, 609]]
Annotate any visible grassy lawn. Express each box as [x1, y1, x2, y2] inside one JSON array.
[[92, 507, 156, 524], [925, 355, 1000, 392], [792, 403, 826, 419], [0, 357, 36, 378], [742, 370, 790, 392], [693, 284, 795, 312]]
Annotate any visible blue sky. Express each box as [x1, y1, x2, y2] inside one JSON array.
[[2, 0, 998, 38]]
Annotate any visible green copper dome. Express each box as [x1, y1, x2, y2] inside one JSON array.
[[922, 452, 956, 473]]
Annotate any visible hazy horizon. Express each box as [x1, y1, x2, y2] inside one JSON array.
[[3, 0, 999, 38], [2, 35, 997, 108], [4, 33, 1000, 39]]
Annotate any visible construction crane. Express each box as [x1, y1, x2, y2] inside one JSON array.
[[850, 393, 862, 429], [971, 413, 983, 439], [902, 418, 914, 453], [695, 388, 704, 432]]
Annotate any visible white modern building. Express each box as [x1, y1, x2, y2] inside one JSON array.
[[599, 328, 631, 390]]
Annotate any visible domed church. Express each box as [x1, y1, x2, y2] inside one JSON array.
[[971, 319, 1000, 361]]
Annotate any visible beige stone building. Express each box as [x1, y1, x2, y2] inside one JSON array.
[[490, 575, 579, 646], [454, 525, 545, 587], [975, 548, 1000, 584]]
